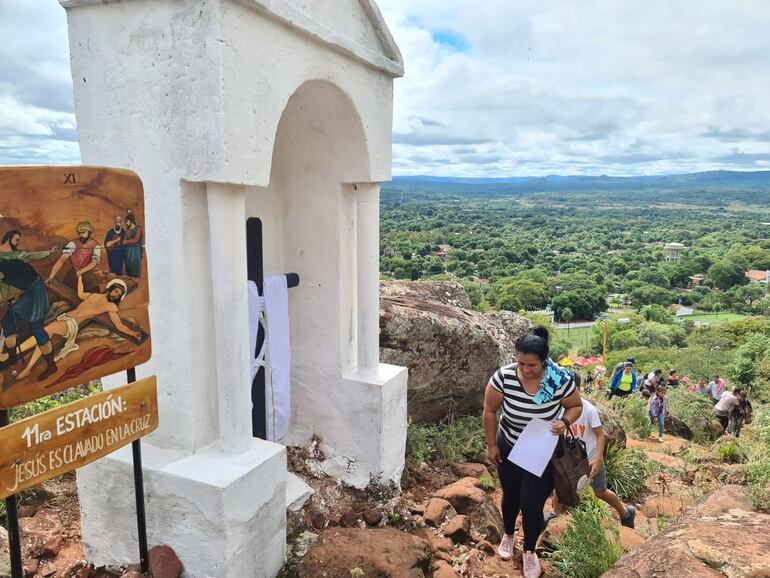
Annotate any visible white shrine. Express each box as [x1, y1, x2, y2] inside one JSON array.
[[59, 1, 407, 576]]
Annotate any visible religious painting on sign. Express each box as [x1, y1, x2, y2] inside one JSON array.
[[0, 166, 151, 408]]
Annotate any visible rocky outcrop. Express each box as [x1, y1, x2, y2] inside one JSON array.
[[432, 477, 504, 545], [380, 280, 531, 421], [594, 403, 627, 449], [297, 528, 432, 578], [603, 509, 770, 578], [695, 484, 754, 518]]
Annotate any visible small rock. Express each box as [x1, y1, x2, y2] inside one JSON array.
[[424, 498, 454, 527], [149, 545, 183, 578], [409, 503, 426, 515], [450, 463, 490, 479], [308, 512, 327, 529], [292, 531, 319, 559], [17, 506, 37, 518], [340, 510, 359, 528], [19, 508, 63, 558], [434, 550, 453, 563], [362, 509, 382, 527], [443, 515, 471, 544], [120, 572, 142, 578], [434, 479, 486, 512], [476, 539, 495, 555], [23, 557, 39, 578], [641, 496, 692, 518], [415, 528, 454, 553], [538, 514, 572, 549], [618, 526, 646, 551], [432, 559, 462, 578]]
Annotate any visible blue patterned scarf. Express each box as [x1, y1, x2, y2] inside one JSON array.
[[532, 358, 572, 404]]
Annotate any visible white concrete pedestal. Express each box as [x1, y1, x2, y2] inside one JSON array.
[[77, 440, 287, 578]]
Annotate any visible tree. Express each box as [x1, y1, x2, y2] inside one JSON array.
[[736, 284, 765, 307], [495, 279, 548, 312], [609, 329, 639, 350], [707, 259, 748, 291], [629, 285, 673, 307], [639, 304, 675, 324], [561, 307, 574, 336]]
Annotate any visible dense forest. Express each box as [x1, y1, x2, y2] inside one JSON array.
[[380, 175, 770, 325]]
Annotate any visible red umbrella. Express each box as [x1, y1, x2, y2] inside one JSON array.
[[588, 356, 603, 365], [575, 357, 591, 367]]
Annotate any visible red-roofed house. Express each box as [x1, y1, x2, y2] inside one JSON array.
[[745, 270, 770, 284]]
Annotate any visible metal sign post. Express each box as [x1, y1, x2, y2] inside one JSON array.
[[0, 409, 23, 578]]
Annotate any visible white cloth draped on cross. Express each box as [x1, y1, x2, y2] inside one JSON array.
[[247, 276, 292, 443]]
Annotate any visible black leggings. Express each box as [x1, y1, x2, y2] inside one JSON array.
[[496, 431, 555, 551]]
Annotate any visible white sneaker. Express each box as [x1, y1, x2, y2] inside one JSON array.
[[497, 534, 515, 561], [658, 436, 664, 443], [522, 551, 542, 578]]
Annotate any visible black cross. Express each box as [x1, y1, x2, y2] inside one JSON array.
[[246, 217, 299, 440]]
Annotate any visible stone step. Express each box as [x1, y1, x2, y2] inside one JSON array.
[[286, 472, 314, 512]]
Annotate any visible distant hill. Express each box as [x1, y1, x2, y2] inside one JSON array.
[[385, 170, 770, 195]]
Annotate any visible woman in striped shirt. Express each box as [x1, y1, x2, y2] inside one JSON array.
[[483, 326, 583, 578]]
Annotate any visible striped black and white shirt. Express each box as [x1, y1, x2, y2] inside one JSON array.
[[490, 362, 576, 447]]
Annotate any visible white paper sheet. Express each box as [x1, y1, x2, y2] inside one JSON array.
[[507, 418, 558, 477]]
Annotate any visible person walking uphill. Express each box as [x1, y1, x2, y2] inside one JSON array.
[[483, 326, 583, 578], [608, 361, 637, 399], [649, 385, 668, 442]]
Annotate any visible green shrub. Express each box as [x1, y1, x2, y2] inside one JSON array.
[[406, 415, 486, 466], [549, 497, 623, 578], [11, 381, 100, 422], [479, 476, 495, 491], [716, 441, 742, 463], [604, 445, 648, 500], [744, 461, 770, 512], [612, 396, 652, 439]]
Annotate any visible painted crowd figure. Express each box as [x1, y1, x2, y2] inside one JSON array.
[[123, 210, 143, 278], [102, 211, 142, 277], [0, 231, 58, 379], [104, 215, 125, 275]]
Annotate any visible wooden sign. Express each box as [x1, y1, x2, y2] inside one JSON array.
[[0, 376, 158, 499], [0, 166, 151, 408]]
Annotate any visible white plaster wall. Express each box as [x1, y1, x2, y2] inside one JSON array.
[[219, 0, 395, 186]]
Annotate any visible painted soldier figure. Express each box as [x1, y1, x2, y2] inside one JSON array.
[[47, 220, 102, 292], [0, 230, 58, 379]]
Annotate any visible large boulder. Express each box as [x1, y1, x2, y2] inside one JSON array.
[[594, 403, 626, 449], [603, 509, 770, 578], [695, 485, 754, 517], [1, 527, 10, 578], [297, 528, 432, 578], [664, 412, 693, 440], [380, 281, 531, 421]]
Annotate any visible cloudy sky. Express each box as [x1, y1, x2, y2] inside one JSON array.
[[2, 1, 770, 176]]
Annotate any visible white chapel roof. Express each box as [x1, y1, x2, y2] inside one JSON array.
[[61, 0, 404, 77]]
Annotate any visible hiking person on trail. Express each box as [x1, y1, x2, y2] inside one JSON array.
[[608, 356, 634, 386], [548, 374, 636, 528], [728, 392, 752, 437], [667, 369, 680, 388], [644, 368, 662, 394], [483, 326, 582, 578], [714, 387, 742, 432], [649, 385, 668, 443], [709, 374, 726, 405], [608, 361, 637, 399], [694, 377, 710, 396]]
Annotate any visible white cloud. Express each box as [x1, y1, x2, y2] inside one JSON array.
[[378, 0, 770, 176], [1, 1, 769, 175]]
